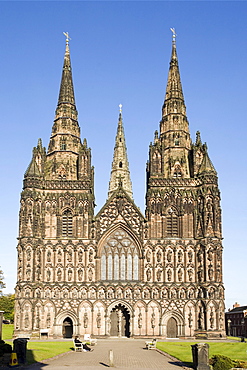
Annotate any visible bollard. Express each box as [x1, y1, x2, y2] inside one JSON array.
[[109, 349, 114, 367]]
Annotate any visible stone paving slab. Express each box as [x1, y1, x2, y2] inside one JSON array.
[[24, 339, 188, 369]]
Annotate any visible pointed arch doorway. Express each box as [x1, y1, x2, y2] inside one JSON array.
[[110, 304, 130, 337], [62, 317, 73, 338], [167, 317, 177, 338]]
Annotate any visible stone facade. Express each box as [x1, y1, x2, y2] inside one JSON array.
[[14, 35, 225, 339]]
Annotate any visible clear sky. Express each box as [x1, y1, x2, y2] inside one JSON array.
[[0, 1, 246, 311]]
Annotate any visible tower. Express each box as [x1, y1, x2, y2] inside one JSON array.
[[145, 31, 225, 337], [14, 32, 225, 339]]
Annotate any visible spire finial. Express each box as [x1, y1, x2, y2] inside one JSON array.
[[63, 32, 71, 45], [119, 104, 123, 114], [170, 28, 177, 45]]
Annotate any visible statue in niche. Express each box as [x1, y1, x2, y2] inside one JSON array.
[[81, 288, 86, 299], [68, 269, 72, 281], [96, 312, 101, 328], [178, 269, 183, 282], [57, 269, 62, 281], [167, 269, 172, 282], [57, 249, 62, 262], [78, 269, 83, 281], [116, 289, 122, 299], [188, 269, 193, 282], [197, 268, 203, 282], [89, 250, 93, 262], [151, 312, 155, 328], [24, 313, 29, 328], [188, 250, 193, 263], [143, 289, 150, 299], [162, 289, 167, 299], [146, 250, 151, 262], [134, 288, 141, 299], [210, 309, 214, 329], [167, 250, 172, 262], [198, 307, 204, 330], [146, 269, 151, 281], [36, 289, 41, 298], [36, 249, 41, 263], [78, 250, 83, 262], [171, 289, 176, 299], [26, 249, 31, 261], [208, 267, 213, 281], [36, 265, 41, 281], [25, 289, 30, 298], [138, 312, 142, 328], [47, 269, 51, 281], [157, 250, 161, 262], [46, 312, 51, 328], [156, 269, 162, 282], [219, 312, 223, 329], [26, 267, 31, 280], [178, 250, 182, 263], [207, 250, 213, 261], [153, 289, 158, 299], [67, 250, 72, 262], [83, 312, 88, 328], [188, 288, 194, 299], [47, 250, 51, 262], [98, 288, 105, 299], [88, 268, 93, 282], [206, 197, 214, 225], [180, 289, 185, 299]]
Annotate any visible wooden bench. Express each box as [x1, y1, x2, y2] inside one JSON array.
[[145, 339, 157, 350], [73, 340, 85, 352]]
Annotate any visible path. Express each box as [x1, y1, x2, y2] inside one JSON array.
[[24, 338, 188, 370]]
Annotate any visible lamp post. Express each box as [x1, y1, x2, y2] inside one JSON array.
[[227, 319, 231, 336], [241, 318, 245, 339]]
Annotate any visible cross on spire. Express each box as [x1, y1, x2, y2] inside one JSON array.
[[63, 32, 71, 44]]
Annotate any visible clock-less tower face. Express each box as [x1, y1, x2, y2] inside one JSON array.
[[14, 34, 225, 340]]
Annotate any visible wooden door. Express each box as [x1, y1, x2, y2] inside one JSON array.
[[167, 317, 177, 338]]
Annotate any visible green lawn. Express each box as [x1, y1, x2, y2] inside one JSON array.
[[157, 342, 247, 368], [25, 342, 72, 364], [2, 324, 14, 340]]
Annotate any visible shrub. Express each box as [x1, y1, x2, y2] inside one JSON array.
[[0, 340, 12, 357], [210, 355, 234, 370]]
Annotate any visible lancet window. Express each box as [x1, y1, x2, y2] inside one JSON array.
[[101, 229, 139, 281], [166, 208, 179, 237], [62, 209, 73, 237]]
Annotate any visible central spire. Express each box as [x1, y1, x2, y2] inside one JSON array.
[[108, 105, 133, 199], [47, 33, 81, 157]]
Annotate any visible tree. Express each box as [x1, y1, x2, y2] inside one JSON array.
[[0, 294, 15, 322], [0, 268, 5, 295]]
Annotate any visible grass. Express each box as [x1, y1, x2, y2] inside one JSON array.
[[156, 342, 247, 368], [2, 324, 14, 340], [25, 342, 72, 364]]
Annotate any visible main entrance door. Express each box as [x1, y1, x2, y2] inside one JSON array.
[[110, 304, 130, 337], [62, 317, 73, 338], [167, 317, 177, 338]]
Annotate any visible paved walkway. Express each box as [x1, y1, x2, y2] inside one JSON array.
[[24, 339, 189, 370]]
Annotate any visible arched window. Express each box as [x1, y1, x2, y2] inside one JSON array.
[[101, 229, 139, 281], [62, 210, 73, 237], [166, 208, 179, 237], [119, 161, 123, 168]]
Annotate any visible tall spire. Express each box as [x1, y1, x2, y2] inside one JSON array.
[[160, 28, 189, 139], [108, 105, 133, 199], [47, 33, 81, 157], [58, 32, 76, 107]]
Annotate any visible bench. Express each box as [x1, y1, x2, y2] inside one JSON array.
[[145, 339, 157, 350], [39, 329, 49, 339], [73, 340, 85, 352], [84, 334, 97, 346]]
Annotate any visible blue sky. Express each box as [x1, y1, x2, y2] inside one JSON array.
[[0, 1, 246, 311]]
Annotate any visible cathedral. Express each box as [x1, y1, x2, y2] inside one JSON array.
[[14, 33, 225, 339]]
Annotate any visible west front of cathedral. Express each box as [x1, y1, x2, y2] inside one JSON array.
[[14, 34, 225, 339]]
